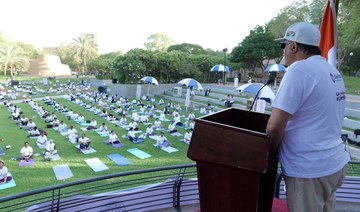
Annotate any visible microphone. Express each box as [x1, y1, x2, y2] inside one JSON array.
[[247, 79, 274, 114]]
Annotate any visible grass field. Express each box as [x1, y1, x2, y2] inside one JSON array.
[[0, 85, 198, 198]]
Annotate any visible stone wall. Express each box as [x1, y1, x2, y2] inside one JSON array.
[[28, 55, 71, 76]]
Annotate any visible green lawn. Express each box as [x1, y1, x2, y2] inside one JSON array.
[[0, 91, 197, 198]]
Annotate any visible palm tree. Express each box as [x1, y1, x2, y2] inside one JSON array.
[[71, 34, 98, 75], [0, 45, 29, 79]]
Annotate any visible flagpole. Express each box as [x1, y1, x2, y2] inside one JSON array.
[[334, 0, 339, 16]]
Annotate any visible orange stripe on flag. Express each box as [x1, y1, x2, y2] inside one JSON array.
[[319, 0, 337, 67]]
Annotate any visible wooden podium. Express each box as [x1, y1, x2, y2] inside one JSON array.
[[187, 108, 279, 212]]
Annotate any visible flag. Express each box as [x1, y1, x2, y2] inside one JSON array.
[[319, 0, 337, 68]]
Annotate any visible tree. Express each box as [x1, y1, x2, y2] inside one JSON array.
[[230, 26, 282, 73], [167, 43, 206, 55], [15, 42, 38, 59], [144, 33, 173, 52], [71, 34, 98, 75], [0, 44, 29, 78], [88, 51, 122, 79]]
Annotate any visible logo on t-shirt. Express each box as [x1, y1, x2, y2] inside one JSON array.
[[330, 73, 342, 83]]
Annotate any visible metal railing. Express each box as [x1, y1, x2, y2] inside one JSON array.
[[0, 164, 198, 212]]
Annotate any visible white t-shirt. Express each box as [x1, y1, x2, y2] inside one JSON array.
[[78, 136, 89, 144], [109, 133, 119, 142], [272, 55, 349, 178], [20, 146, 33, 156], [0, 166, 8, 180], [156, 135, 167, 146], [146, 127, 153, 134]]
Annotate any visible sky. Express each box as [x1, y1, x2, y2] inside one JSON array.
[[0, 0, 293, 54]]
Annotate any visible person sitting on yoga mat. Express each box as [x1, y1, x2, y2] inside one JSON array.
[[67, 125, 78, 142], [109, 130, 121, 144], [36, 131, 48, 148], [26, 119, 36, 131], [99, 122, 108, 132], [58, 121, 68, 133], [0, 160, 12, 184], [156, 132, 172, 148], [173, 114, 183, 126], [184, 129, 193, 144], [119, 115, 127, 125], [140, 114, 149, 123], [127, 128, 138, 142], [79, 134, 91, 150], [129, 119, 139, 131], [167, 121, 177, 134], [44, 139, 57, 160], [146, 124, 155, 136], [20, 142, 33, 161], [28, 126, 40, 137], [20, 115, 29, 128], [154, 118, 163, 129], [87, 119, 97, 130]]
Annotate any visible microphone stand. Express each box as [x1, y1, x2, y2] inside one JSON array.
[[246, 79, 274, 117]]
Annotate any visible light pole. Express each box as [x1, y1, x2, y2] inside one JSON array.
[[223, 48, 228, 85], [349, 52, 354, 77]]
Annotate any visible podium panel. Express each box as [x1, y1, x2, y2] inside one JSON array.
[[187, 108, 279, 212]]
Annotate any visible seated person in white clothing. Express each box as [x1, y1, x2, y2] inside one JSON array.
[[173, 114, 183, 126], [78, 133, 91, 150], [44, 139, 57, 160], [188, 112, 196, 120], [26, 119, 36, 131], [140, 114, 149, 123], [132, 112, 140, 122], [87, 119, 97, 130], [119, 115, 127, 125], [77, 114, 85, 123], [108, 130, 121, 144], [67, 125, 78, 142], [20, 115, 29, 128], [146, 124, 155, 136], [167, 121, 177, 133], [154, 118, 163, 129], [28, 126, 40, 137], [189, 120, 195, 131], [156, 132, 172, 148], [0, 160, 12, 183], [51, 118, 60, 128], [159, 112, 166, 121], [184, 129, 193, 144], [200, 106, 207, 114], [159, 98, 164, 105], [57, 121, 68, 133], [99, 122, 108, 132], [36, 131, 48, 148], [127, 128, 138, 142], [20, 142, 33, 161], [129, 119, 139, 131]]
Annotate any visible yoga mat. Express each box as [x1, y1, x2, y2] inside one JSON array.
[[127, 148, 152, 159], [153, 144, 179, 153], [119, 125, 129, 129], [80, 122, 91, 126], [60, 131, 68, 136], [84, 158, 109, 172], [53, 164, 74, 180], [107, 153, 131, 166], [0, 173, 16, 190], [69, 138, 77, 144], [0, 148, 5, 156], [19, 158, 35, 166], [134, 130, 143, 134], [103, 140, 125, 148], [161, 146, 179, 153], [97, 132, 110, 137], [80, 127, 88, 131], [149, 135, 160, 141], [44, 154, 61, 161], [75, 145, 96, 154], [110, 120, 119, 124], [171, 132, 183, 137]]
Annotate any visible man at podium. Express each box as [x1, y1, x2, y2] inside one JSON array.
[[266, 22, 350, 211]]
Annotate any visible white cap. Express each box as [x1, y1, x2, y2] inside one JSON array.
[[275, 22, 320, 47]]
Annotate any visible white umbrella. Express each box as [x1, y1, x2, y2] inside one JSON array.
[[140, 76, 159, 96], [177, 78, 203, 90], [264, 64, 286, 72], [177, 78, 203, 110], [235, 83, 275, 103]]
